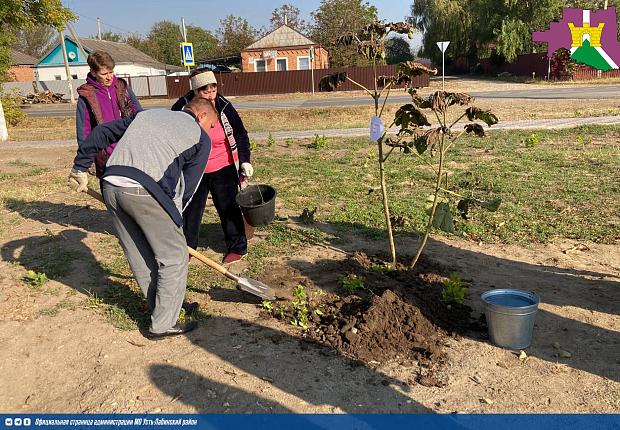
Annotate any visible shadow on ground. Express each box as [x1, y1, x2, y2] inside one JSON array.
[[149, 316, 432, 414]]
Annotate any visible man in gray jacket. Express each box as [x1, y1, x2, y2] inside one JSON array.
[[69, 98, 218, 339]]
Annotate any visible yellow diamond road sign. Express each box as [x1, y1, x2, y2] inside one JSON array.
[[181, 42, 195, 67]]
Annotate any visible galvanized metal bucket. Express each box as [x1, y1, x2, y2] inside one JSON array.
[[481, 289, 540, 350]]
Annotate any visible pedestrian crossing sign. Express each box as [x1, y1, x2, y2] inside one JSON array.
[[181, 42, 195, 66]]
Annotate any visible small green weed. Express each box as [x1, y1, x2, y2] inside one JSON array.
[[369, 264, 395, 275], [291, 285, 310, 329], [310, 134, 328, 149], [524, 133, 541, 148], [24, 270, 48, 289], [338, 274, 364, 294], [440, 274, 467, 305], [261, 300, 274, 312], [575, 134, 592, 148], [249, 139, 258, 151], [267, 132, 276, 147]]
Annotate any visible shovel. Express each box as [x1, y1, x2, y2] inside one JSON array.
[[73, 184, 276, 300]]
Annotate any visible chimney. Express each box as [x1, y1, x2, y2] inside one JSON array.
[[284, 14, 288, 26]]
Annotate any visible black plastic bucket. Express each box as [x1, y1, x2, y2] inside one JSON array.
[[236, 184, 276, 227]]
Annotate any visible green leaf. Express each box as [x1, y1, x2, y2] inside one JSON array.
[[394, 104, 431, 129], [475, 197, 502, 212], [431, 202, 455, 233], [464, 123, 486, 137], [466, 107, 499, 126], [397, 61, 438, 77], [457, 199, 471, 220], [414, 136, 429, 154]]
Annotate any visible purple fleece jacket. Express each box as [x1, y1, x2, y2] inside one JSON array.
[[76, 74, 141, 154]]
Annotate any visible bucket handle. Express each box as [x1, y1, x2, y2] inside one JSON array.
[[240, 177, 266, 205]]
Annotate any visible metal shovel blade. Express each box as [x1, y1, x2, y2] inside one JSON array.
[[236, 276, 276, 301]]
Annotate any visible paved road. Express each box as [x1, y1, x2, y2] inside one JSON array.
[[6, 115, 620, 148], [21, 85, 620, 117]]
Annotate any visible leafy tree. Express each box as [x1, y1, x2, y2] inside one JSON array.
[[124, 33, 145, 50], [311, 0, 379, 67], [137, 20, 218, 65], [132, 20, 180, 64], [1, 0, 75, 141], [97, 31, 122, 42], [409, 0, 476, 68], [409, 0, 568, 65], [270, 4, 309, 33], [217, 15, 259, 56], [11, 24, 55, 57], [1, 0, 75, 79], [187, 25, 219, 62], [385, 36, 414, 64]]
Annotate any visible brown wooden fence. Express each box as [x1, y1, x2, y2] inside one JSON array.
[[166, 65, 430, 99], [480, 53, 620, 81]]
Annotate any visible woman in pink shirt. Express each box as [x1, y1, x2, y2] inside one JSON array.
[[172, 70, 252, 264]]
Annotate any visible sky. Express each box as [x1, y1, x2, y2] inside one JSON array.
[[62, 0, 421, 48]]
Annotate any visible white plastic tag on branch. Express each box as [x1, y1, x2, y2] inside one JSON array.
[[370, 116, 384, 142]]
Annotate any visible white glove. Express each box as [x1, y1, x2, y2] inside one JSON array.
[[68, 168, 89, 192], [240, 162, 253, 178]]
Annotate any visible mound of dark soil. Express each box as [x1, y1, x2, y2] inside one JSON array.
[[260, 251, 484, 386], [309, 290, 447, 377]]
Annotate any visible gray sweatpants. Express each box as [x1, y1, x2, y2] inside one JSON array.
[[102, 183, 188, 334]]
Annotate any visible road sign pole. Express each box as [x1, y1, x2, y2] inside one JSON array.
[[442, 49, 445, 90], [310, 46, 315, 96], [436, 41, 450, 91]]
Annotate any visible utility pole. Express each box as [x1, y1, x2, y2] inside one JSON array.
[[97, 17, 102, 40], [58, 28, 76, 104], [67, 22, 87, 58]]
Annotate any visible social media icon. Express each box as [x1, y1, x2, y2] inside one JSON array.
[[23, 418, 31, 426], [14, 418, 22, 426], [5, 418, 13, 427]]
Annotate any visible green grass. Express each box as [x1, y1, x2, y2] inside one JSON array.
[[0, 167, 50, 182], [252, 125, 620, 245], [8, 159, 34, 167], [40, 297, 75, 317]]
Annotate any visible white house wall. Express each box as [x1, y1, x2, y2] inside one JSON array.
[[114, 64, 167, 77], [35, 65, 90, 81], [35, 64, 165, 81]]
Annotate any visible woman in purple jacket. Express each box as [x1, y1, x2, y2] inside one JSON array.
[[75, 50, 142, 177]]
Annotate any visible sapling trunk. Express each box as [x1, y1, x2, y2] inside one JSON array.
[[372, 55, 397, 266], [410, 109, 448, 269]]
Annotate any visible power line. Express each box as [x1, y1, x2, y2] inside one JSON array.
[[72, 11, 142, 37]]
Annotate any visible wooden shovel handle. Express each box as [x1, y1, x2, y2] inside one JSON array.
[[187, 247, 234, 279]]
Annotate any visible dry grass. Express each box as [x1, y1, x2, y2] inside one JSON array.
[[7, 117, 76, 142], [7, 96, 620, 140]]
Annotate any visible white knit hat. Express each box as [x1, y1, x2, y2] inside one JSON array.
[[190, 71, 217, 90]]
